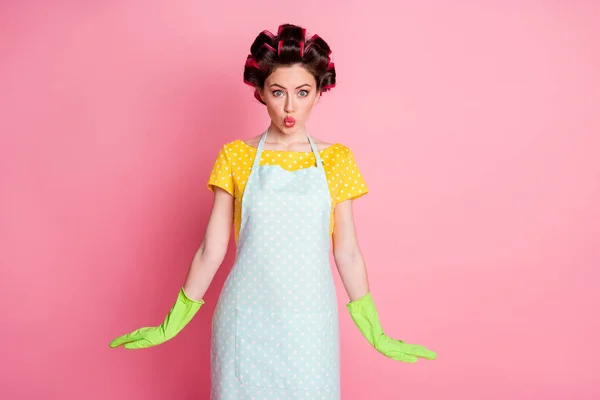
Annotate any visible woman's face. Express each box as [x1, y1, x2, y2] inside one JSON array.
[[259, 64, 320, 136]]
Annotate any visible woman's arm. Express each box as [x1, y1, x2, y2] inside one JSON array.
[[332, 199, 369, 302], [182, 187, 234, 301], [109, 187, 234, 349], [333, 198, 438, 362]]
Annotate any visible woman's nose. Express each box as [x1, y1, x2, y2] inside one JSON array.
[[284, 97, 294, 113]]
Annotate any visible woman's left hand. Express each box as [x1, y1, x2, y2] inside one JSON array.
[[373, 333, 437, 363]]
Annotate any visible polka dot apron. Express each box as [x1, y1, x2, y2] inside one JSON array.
[[210, 129, 341, 399]]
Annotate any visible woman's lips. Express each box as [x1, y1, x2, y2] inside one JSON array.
[[284, 117, 295, 127]]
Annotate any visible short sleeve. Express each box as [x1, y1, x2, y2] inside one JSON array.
[[335, 147, 369, 204], [207, 145, 234, 196]]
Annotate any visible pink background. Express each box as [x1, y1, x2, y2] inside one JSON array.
[[1, 1, 599, 399]]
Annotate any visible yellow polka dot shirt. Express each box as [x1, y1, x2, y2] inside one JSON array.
[[207, 140, 369, 243]]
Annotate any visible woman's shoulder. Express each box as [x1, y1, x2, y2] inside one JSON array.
[[319, 141, 355, 160], [312, 138, 347, 154], [215, 139, 254, 155]]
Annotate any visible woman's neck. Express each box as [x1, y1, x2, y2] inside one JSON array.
[[266, 123, 309, 145]]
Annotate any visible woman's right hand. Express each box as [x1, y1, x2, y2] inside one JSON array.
[[109, 287, 204, 349]]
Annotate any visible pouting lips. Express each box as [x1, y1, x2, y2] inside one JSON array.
[[284, 117, 295, 127]]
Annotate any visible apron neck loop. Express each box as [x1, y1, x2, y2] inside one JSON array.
[[253, 129, 323, 170]]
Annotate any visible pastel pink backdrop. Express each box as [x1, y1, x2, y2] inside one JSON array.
[[1, 1, 599, 399]]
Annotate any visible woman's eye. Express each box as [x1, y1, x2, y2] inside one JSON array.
[[298, 90, 309, 97], [272, 90, 284, 97]]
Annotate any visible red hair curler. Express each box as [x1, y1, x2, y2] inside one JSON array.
[[261, 42, 276, 53], [309, 34, 332, 55], [245, 54, 265, 70]]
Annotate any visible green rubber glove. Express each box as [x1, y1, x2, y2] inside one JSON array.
[[109, 287, 204, 350], [346, 291, 437, 363]]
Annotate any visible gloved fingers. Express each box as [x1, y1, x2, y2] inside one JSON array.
[[390, 352, 418, 363], [396, 353, 419, 364], [378, 336, 437, 362], [377, 344, 419, 363], [109, 333, 141, 348], [124, 338, 155, 349], [403, 343, 438, 360], [109, 327, 152, 348]]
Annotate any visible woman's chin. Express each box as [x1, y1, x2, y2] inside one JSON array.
[[280, 123, 302, 134]]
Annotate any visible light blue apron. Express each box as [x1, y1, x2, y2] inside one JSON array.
[[210, 129, 341, 399]]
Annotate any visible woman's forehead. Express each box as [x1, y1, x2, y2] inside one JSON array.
[[266, 65, 316, 87]]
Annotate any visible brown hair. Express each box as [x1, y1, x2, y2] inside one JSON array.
[[243, 24, 336, 104]]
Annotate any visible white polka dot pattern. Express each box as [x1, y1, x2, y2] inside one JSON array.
[[210, 131, 341, 399], [207, 139, 369, 243]]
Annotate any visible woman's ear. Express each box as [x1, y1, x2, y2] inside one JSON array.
[[314, 91, 321, 105], [258, 87, 266, 103]]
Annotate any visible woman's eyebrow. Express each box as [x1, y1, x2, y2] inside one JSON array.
[[269, 83, 313, 89]]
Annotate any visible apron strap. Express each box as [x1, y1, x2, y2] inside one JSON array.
[[306, 134, 324, 168], [252, 129, 269, 171]]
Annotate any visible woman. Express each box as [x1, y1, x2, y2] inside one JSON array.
[[110, 23, 437, 399]]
